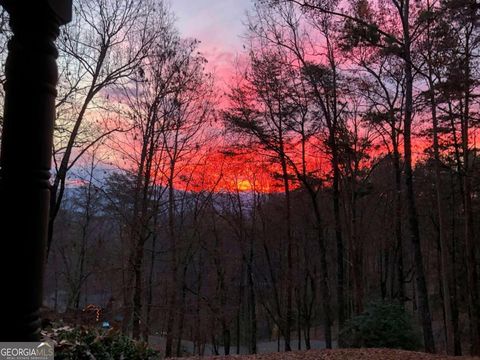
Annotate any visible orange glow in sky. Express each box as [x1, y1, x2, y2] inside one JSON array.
[[89, 2, 457, 195]]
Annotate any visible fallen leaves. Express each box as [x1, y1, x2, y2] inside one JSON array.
[[173, 348, 480, 360]]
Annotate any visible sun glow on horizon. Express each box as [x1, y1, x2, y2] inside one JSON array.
[[236, 179, 252, 191]]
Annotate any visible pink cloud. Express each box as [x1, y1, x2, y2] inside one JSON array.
[[171, 0, 248, 49], [171, 0, 251, 93]]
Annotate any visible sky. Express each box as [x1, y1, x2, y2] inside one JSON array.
[[170, 0, 253, 88]]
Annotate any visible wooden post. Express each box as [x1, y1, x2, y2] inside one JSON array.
[[0, 0, 71, 341]]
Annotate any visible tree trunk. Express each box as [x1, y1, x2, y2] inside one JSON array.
[[145, 229, 157, 341], [175, 265, 188, 357], [429, 78, 456, 354], [449, 173, 462, 355], [165, 175, 178, 358], [309, 195, 333, 349], [280, 154, 293, 352], [131, 243, 144, 339], [402, 19, 435, 351], [248, 242, 257, 354], [461, 82, 480, 356], [392, 138, 405, 303], [332, 150, 345, 327]]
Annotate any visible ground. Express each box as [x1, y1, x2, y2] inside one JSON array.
[[174, 349, 480, 360]]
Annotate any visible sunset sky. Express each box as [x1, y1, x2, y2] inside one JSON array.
[[170, 0, 252, 88], [153, 1, 429, 192]]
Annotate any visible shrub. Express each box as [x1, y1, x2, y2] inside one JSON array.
[[43, 325, 159, 360], [339, 301, 422, 350]]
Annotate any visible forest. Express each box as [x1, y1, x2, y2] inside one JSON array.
[[0, 0, 478, 358]]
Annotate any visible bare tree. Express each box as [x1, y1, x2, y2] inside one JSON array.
[[277, 0, 436, 351], [115, 30, 213, 340], [47, 0, 165, 256]]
